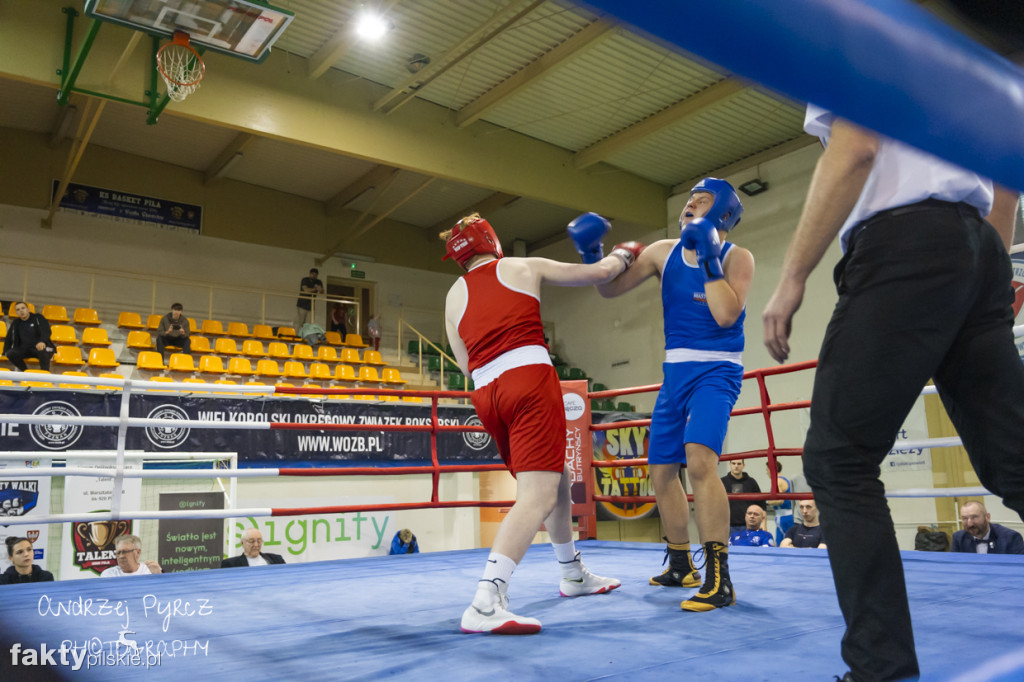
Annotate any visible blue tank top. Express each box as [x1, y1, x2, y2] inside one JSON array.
[[661, 240, 745, 352]]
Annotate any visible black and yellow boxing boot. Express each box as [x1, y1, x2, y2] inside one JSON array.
[[680, 541, 735, 611], [649, 539, 701, 588]]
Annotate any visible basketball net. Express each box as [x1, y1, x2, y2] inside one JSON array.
[[157, 31, 206, 102]]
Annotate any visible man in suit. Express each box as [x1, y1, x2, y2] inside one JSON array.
[[222, 528, 286, 567], [952, 500, 1024, 554]]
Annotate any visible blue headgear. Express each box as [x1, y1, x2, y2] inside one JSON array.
[[688, 177, 743, 231]]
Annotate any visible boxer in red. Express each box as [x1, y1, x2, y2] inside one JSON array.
[[443, 213, 642, 634]]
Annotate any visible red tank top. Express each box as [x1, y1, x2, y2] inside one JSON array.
[[458, 260, 548, 372]]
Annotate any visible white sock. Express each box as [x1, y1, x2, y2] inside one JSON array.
[[553, 541, 582, 579], [479, 552, 516, 596]]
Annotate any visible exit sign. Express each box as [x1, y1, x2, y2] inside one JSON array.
[[350, 270, 366, 279]]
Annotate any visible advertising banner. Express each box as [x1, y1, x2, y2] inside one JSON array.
[[591, 412, 656, 520], [0, 455, 52, 573], [53, 181, 202, 233], [158, 492, 225, 573]]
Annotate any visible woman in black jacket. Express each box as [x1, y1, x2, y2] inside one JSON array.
[[1, 536, 54, 584]]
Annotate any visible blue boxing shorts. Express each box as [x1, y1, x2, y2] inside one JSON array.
[[648, 360, 743, 464]]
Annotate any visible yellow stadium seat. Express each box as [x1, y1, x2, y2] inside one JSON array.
[[282, 361, 307, 380], [214, 337, 241, 356], [316, 346, 340, 363], [227, 322, 251, 338], [81, 327, 111, 347], [7, 302, 34, 317], [255, 359, 281, 378], [146, 376, 175, 392], [292, 344, 315, 362], [188, 318, 198, 332], [96, 373, 123, 391], [401, 395, 425, 403], [0, 379, 14, 386], [340, 348, 362, 366], [201, 320, 227, 336], [241, 340, 266, 358], [344, 333, 368, 348], [327, 392, 350, 400], [182, 377, 208, 393], [198, 355, 226, 375], [267, 342, 291, 360], [42, 305, 70, 323], [146, 314, 162, 330], [324, 331, 343, 346], [59, 371, 91, 389], [73, 308, 101, 326], [253, 324, 275, 340], [213, 379, 238, 394], [126, 331, 155, 350], [274, 381, 296, 389], [50, 325, 79, 346], [382, 368, 407, 385], [308, 362, 332, 382], [53, 346, 86, 367], [168, 353, 197, 373], [136, 351, 166, 372], [0, 320, 6, 340], [227, 357, 255, 376], [357, 366, 381, 385], [117, 312, 145, 330], [21, 379, 54, 388], [245, 380, 266, 387], [277, 326, 298, 339], [363, 350, 386, 366], [87, 348, 119, 369], [334, 364, 357, 383], [189, 336, 212, 354]]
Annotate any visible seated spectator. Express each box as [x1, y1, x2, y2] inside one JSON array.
[[729, 505, 775, 547], [1, 536, 54, 584], [100, 534, 162, 577], [721, 460, 764, 533], [780, 499, 827, 548], [368, 314, 382, 351], [155, 303, 191, 359], [766, 460, 793, 545], [4, 302, 54, 371], [389, 528, 419, 555], [952, 501, 1024, 554], [330, 302, 347, 336], [222, 528, 285, 567]]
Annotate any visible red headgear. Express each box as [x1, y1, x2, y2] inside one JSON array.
[[443, 215, 503, 269]]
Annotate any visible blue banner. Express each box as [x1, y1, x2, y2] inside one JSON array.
[[52, 181, 202, 233]]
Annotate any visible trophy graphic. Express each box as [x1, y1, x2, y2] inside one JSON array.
[[75, 520, 131, 551]]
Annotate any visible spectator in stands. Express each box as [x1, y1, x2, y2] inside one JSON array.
[[330, 302, 347, 335], [368, 313, 382, 351], [389, 528, 420, 555], [100, 534, 162, 577], [721, 460, 764, 533], [729, 505, 775, 547], [4, 302, 54, 371], [1, 536, 54, 584], [294, 268, 324, 330], [780, 499, 827, 548], [766, 460, 794, 545], [222, 528, 286, 567], [952, 500, 1024, 554], [155, 303, 191, 359]]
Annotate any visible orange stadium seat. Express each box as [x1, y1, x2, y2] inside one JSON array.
[[73, 308, 101, 326], [255, 359, 281, 378], [382, 368, 407, 385], [117, 312, 145, 330], [267, 342, 291, 360], [357, 366, 381, 386], [227, 357, 255, 376], [81, 328, 111, 347], [282, 361, 307, 380], [50, 325, 79, 346], [308, 362, 333, 382], [253, 324, 275, 340], [344, 334, 368, 348], [340, 348, 362, 366], [168, 353, 197, 374], [136, 351, 166, 372], [324, 331, 343, 346], [241, 340, 266, 358], [86, 348, 119, 369], [189, 336, 212, 354], [59, 371, 90, 389], [316, 346, 340, 363], [146, 314, 162, 330], [42, 305, 70, 323], [126, 330, 154, 350], [334, 364, 357, 384], [201, 320, 227, 336], [363, 350, 386, 366], [198, 355, 226, 375], [227, 322, 251, 338], [292, 344, 315, 362], [53, 346, 86, 367], [214, 338, 241, 356]]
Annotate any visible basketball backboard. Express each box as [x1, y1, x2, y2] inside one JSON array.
[[84, 0, 294, 63]]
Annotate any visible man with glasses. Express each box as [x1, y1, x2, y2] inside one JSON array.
[[222, 528, 286, 567], [100, 534, 163, 577]]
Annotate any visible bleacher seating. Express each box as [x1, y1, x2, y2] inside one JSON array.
[[189, 336, 212, 354], [214, 338, 241, 356], [344, 334, 367, 348], [117, 312, 145, 330], [53, 346, 87, 368], [363, 350, 386, 366], [357, 366, 381, 386], [427, 356, 458, 373], [201, 320, 227, 336], [136, 351, 166, 373], [256, 359, 281, 378], [339, 348, 362, 366], [277, 326, 298, 340], [324, 331, 343, 346], [334, 364, 357, 384], [73, 308, 102, 326], [86, 348, 119, 369], [59, 371, 91, 388], [96, 373, 123, 390], [146, 314, 162, 330], [292, 344, 315, 362], [241, 340, 266, 358], [253, 324, 275, 340], [198, 355, 226, 376], [227, 322, 251, 338], [42, 305, 70, 323], [51, 325, 79, 346], [0, 321, 5, 340], [227, 357, 255, 376], [308, 362, 332, 382], [267, 342, 291, 360], [168, 353, 197, 374], [282, 361, 307, 380], [382, 368, 406, 385], [316, 346, 339, 363], [126, 331, 154, 350], [81, 328, 111, 347]]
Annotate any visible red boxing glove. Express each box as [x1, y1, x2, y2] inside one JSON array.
[[609, 241, 645, 270]]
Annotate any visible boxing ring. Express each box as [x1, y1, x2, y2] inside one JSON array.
[[4, 0, 1024, 679], [1, 343, 1022, 681]]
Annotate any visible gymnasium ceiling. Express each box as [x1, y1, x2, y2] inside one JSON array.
[[0, 0, 995, 266]]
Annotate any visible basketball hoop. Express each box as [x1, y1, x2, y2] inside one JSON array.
[[157, 31, 205, 102]]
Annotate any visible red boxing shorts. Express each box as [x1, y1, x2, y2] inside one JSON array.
[[470, 363, 566, 477]]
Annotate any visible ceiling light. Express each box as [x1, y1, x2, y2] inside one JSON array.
[[406, 53, 430, 74], [354, 10, 391, 41], [739, 179, 768, 196]]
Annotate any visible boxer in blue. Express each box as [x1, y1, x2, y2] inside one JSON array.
[[568, 178, 754, 611]]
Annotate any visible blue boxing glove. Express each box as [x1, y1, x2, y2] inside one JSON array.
[[680, 217, 724, 281], [567, 212, 612, 264]]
